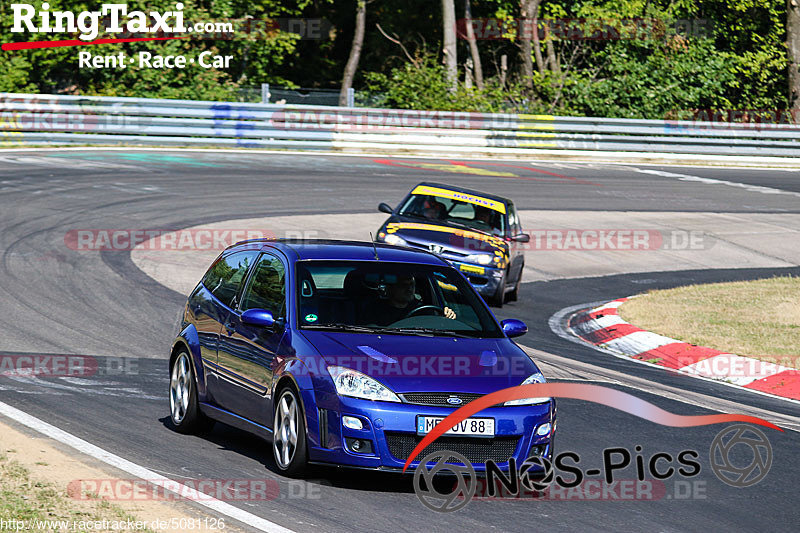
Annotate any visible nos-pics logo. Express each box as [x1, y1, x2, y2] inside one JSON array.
[[412, 424, 772, 512]]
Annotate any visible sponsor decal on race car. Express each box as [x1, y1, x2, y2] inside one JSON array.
[[385, 222, 506, 250], [411, 185, 507, 214], [459, 264, 486, 275]]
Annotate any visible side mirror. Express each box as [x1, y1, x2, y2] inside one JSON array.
[[501, 319, 527, 338], [378, 202, 394, 215], [241, 308, 276, 328], [511, 233, 530, 243]]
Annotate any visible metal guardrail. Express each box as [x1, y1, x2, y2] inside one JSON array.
[[3, 92, 800, 157]]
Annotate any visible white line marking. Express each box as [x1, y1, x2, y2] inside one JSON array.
[[603, 330, 676, 355], [592, 314, 626, 329], [632, 168, 800, 197], [0, 400, 295, 533]]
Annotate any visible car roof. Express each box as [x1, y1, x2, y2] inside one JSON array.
[[229, 239, 449, 265], [414, 181, 513, 206]]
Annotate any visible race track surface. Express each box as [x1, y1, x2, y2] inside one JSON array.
[[1, 150, 799, 532]]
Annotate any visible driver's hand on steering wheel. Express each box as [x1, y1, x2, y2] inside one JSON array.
[[444, 306, 456, 319]]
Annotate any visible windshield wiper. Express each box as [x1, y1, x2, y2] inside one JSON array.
[[382, 327, 473, 338], [303, 323, 385, 334]]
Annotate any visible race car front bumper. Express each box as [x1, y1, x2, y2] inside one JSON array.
[[450, 261, 504, 297]]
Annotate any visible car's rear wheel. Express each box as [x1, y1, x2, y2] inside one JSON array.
[[169, 350, 213, 434], [273, 386, 309, 477]]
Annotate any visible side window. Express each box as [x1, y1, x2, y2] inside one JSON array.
[[508, 205, 521, 235], [241, 254, 286, 317], [202, 250, 259, 308]]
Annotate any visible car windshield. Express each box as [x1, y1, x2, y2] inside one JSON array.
[[296, 260, 503, 338], [397, 193, 506, 235]]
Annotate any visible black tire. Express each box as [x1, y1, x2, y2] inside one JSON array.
[[169, 350, 214, 434], [272, 385, 309, 477], [507, 266, 522, 302], [489, 272, 506, 308]]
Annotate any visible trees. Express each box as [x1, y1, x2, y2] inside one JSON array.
[[442, 0, 458, 91], [464, 0, 485, 89], [340, 0, 367, 106], [788, 0, 800, 110]]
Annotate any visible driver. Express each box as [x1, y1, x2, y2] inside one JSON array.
[[366, 274, 456, 326]]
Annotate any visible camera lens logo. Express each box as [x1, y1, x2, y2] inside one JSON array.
[[710, 424, 772, 488], [519, 455, 555, 492], [412, 450, 477, 512]]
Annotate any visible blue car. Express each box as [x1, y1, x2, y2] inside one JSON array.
[[375, 182, 530, 307], [169, 239, 555, 476]]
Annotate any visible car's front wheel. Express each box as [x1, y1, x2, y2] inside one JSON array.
[[489, 271, 506, 307], [273, 386, 309, 477], [169, 350, 213, 434]]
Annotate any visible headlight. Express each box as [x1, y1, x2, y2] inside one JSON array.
[[464, 253, 493, 265], [384, 234, 408, 246], [504, 372, 550, 406], [328, 366, 401, 402]]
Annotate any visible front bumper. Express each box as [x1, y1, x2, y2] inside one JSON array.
[[450, 261, 504, 297], [309, 395, 555, 472]]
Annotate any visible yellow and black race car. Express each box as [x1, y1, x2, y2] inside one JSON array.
[[375, 182, 530, 307]]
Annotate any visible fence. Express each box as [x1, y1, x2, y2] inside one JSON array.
[[2, 92, 800, 158]]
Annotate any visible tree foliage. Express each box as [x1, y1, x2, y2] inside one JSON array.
[[0, 0, 792, 118]]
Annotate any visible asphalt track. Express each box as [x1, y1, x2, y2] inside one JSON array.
[[1, 150, 799, 532]]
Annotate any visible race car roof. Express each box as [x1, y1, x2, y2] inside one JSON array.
[[413, 182, 513, 207]]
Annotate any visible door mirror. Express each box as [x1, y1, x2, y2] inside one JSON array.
[[500, 319, 528, 338], [378, 202, 394, 214], [241, 308, 276, 328], [511, 233, 530, 243]]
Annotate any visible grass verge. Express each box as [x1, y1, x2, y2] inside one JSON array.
[[618, 276, 800, 363], [0, 451, 152, 532]]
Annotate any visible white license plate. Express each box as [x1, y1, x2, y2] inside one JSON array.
[[416, 416, 495, 437]]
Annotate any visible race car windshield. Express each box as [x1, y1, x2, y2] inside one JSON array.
[[397, 194, 505, 235], [296, 260, 503, 337]]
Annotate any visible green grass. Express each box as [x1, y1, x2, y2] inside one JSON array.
[[0, 452, 152, 531], [619, 276, 800, 363]]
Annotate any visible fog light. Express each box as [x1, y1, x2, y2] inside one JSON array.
[[345, 437, 373, 454], [528, 445, 545, 458], [343, 416, 363, 430], [536, 423, 552, 436]]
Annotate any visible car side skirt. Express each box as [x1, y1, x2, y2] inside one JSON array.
[[199, 402, 274, 442]]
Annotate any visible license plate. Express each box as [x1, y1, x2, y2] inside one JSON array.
[[416, 416, 495, 437]]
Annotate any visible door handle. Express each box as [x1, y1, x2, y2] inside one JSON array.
[[224, 322, 235, 336]]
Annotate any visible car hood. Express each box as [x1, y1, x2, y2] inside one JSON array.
[[301, 330, 538, 394], [382, 215, 506, 257]]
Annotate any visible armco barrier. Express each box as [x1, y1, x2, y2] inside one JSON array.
[[3, 92, 800, 157]]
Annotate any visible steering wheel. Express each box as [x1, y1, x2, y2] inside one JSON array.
[[405, 305, 444, 318]]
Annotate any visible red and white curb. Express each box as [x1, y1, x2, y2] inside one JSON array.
[[549, 297, 800, 403]]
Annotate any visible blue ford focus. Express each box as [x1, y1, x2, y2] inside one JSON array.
[[169, 239, 555, 476]]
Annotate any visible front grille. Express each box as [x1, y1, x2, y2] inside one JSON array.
[[401, 392, 484, 407], [385, 432, 519, 464]]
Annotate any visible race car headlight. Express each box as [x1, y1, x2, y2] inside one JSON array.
[[464, 253, 493, 265], [384, 234, 408, 247], [327, 366, 401, 402], [504, 372, 551, 406]]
